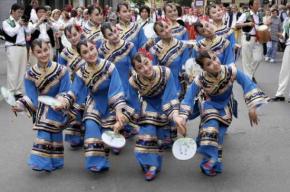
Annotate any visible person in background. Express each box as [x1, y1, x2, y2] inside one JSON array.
[[29, 0, 39, 24], [193, 20, 235, 66], [228, 4, 242, 44], [50, 9, 63, 59], [116, 2, 147, 49], [163, 2, 188, 40], [265, 8, 282, 63], [270, 12, 290, 102], [262, 8, 271, 56], [81, 9, 89, 27], [279, 4, 288, 23], [137, 5, 152, 27], [75, 7, 84, 26], [206, 3, 236, 50], [83, 5, 103, 48], [107, 12, 118, 26], [28, 6, 57, 65], [236, 0, 264, 83], [2, 3, 28, 100]]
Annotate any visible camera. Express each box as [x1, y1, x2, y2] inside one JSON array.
[[21, 16, 29, 23]]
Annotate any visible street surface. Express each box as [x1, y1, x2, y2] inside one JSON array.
[[0, 43, 290, 192]]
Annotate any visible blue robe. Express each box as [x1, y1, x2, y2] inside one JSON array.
[[215, 25, 236, 50], [124, 66, 179, 171], [98, 40, 136, 96], [180, 65, 269, 174], [98, 40, 137, 137], [18, 61, 70, 171], [116, 22, 147, 50], [151, 38, 190, 99], [63, 58, 126, 171], [58, 47, 87, 146], [171, 23, 189, 41], [153, 23, 189, 46], [83, 21, 103, 49], [196, 25, 236, 50], [192, 35, 235, 66]]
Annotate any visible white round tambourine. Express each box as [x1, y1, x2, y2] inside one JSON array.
[[38, 96, 61, 107], [1, 86, 17, 106], [172, 137, 197, 160], [101, 131, 126, 149]]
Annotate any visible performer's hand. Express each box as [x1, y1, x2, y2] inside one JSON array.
[[112, 121, 123, 133], [52, 96, 67, 111], [249, 107, 259, 127], [11, 105, 23, 113], [116, 110, 128, 127], [174, 115, 187, 137], [11, 101, 24, 114]]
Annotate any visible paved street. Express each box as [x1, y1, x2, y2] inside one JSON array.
[[0, 43, 290, 192]]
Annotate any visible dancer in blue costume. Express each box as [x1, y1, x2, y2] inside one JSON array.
[[150, 20, 190, 147], [176, 50, 269, 176], [99, 22, 137, 141], [192, 20, 235, 66], [116, 2, 147, 50], [58, 39, 127, 173], [207, 4, 236, 50], [83, 5, 103, 49], [58, 24, 87, 149], [163, 3, 189, 41], [123, 52, 183, 181], [12, 39, 71, 172], [152, 20, 191, 99]]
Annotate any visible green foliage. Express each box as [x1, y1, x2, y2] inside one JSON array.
[[131, 0, 146, 6], [173, 0, 192, 7]]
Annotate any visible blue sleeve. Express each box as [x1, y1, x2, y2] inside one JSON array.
[[58, 54, 68, 66], [98, 48, 105, 59], [162, 72, 179, 117], [96, 39, 103, 49], [123, 82, 141, 124], [130, 46, 137, 58], [108, 67, 126, 109], [181, 47, 190, 68], [236, 69, 256, 93], [236, 68, 268, 108], [58, 70, 71, 93], [70, 74, 86, 99], [24, 79, 39, 108], [180, 81, 200, 119], [129, 46, 137, 70], [220, 43, 235, 65], [182, 31, 189, 41], [126, 83, 141, 113], [228, 32, 236, 50], [138, 28, 148, 49]]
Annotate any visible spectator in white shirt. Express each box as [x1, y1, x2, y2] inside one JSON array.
[[2, 3, 29, 99], [28, 6, 57, 65]]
